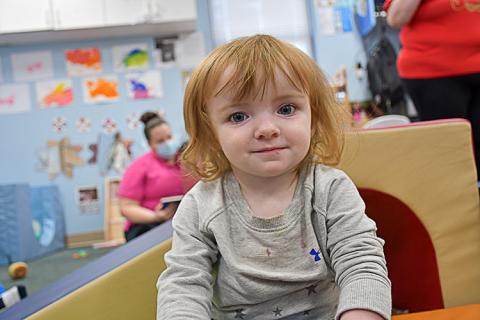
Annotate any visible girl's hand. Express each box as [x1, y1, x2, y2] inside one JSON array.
[[154, 203, 178, 223], [340, 309, 384, 320]]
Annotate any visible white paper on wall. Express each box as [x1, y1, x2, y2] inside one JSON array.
[[11, 51, 54, 81], [65, 47, 103, 76], [0, 83, 31, 114], [125, 70, 163, 100], [76, 185, 100, 215], [316, 7, 336, 35], [36, 79, 74, 108], [176, 32, 206, 69], [82, 75, 120, 104], [112, 43, 149, 72], [154, 37, 177, 69]]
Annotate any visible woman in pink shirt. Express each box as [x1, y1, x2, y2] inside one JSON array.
[[117, 111, 185, 241]]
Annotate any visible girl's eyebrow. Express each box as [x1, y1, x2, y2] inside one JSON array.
[[217, 101, 250, 112], [272, 93, 307, 102], [216, 92, 307, 112]]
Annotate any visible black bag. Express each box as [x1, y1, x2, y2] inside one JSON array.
[[366, 36, 406, 114]]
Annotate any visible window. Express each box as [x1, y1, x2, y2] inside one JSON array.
[[209, 0, 313, 56]]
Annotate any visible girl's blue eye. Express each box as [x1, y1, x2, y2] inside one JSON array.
[[278, 104, 295, 115], [229, 112, 248, 123]]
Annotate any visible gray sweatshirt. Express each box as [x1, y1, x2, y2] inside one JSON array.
[[157, 165, 391, 320]]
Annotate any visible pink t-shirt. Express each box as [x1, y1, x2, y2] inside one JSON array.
[[117, 151, 184, 231]]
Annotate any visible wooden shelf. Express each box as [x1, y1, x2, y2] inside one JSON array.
[[104, 177, 125, 245]]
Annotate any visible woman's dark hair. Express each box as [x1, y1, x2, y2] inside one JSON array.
[[140, 111, 167, 142]]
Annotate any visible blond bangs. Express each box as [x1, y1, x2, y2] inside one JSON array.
[[182, 35, 345, 180], [205, 37, 306, 102]]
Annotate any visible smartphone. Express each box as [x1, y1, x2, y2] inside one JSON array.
[[159, 195, 183, 208]]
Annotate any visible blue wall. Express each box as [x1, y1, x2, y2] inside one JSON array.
[[309, 0, 371, 101], [0, 0, 376, 236], [0, 37, 188, 235]]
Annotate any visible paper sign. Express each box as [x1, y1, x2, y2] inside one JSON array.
[[0, 83, 31, 114], [125, 70, 163, 100], [176, 32, 205, 69], [154, 37, 177, 68], [317, 7, 336, 35], [65, 47, 102, 76], [82, 76, 119, 104], [112, 43, 149, 72], [11, 51, 54, 81], [36, 79, 73, 108], [77, 186, 100, 214]]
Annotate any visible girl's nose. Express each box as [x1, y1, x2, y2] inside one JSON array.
[[254, 116, 280, 139]]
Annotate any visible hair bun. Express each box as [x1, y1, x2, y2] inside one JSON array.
[[140, 111, 163, 125]]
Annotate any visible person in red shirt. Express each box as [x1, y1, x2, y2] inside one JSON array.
[[385, 0, 480, 180]]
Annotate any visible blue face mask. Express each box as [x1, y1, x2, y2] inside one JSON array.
[[155, 139, 182, 159]]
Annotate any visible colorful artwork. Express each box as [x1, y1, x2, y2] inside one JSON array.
[[11, 51, 54, 81], [36, 79, 73, 108], [65, 48, 102, 76], [113, 43, 149, 71], [82, 76, 119, 104], [0, 84, 31, 114], [76, 186, 100, 215], [315, 0, 353, 34], [125, 70, 163, 100]]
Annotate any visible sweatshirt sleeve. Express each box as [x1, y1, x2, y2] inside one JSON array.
[[157, 192, 218, 320], [324, 173, 392, 320]]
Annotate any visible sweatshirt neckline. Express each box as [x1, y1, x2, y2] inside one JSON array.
[[224, 169, 307, 231]]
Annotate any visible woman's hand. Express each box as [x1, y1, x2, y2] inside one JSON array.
[[154, 202, 179, 223], [119, 197, 176, 224], [386, 0, 423, 28]]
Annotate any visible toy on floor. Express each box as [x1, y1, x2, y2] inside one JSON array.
[[0, 285, 27, 310], [8, 262, 28, 280], [72, 250, 88, 260]]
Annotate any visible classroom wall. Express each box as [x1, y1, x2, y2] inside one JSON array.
[[0, 0, 384, 237], [309, 0, 372, 101], [0, 37, 186, 235]]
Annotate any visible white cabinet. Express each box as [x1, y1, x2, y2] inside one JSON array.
[[0, 0, 197, 45], [104, 0, 150, 26], [0, 0, 52, 33], [150, 0, 197, 22], [51, 0, 105, 30]]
